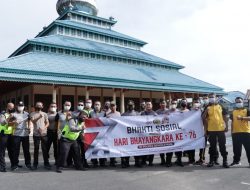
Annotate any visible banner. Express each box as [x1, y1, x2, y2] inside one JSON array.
[[84, 110, 205, 160]]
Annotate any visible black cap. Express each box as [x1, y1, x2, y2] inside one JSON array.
[[18, 101, 24, 106]]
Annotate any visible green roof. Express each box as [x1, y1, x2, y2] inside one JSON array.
[[54, 20, 147, 45], [11, 35, 184, 69], [30, 35, 183, 68], [0, 52, 224, 94]]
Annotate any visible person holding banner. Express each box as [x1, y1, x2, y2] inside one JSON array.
[[106, 101, 121, 167], [156, 99, 169, 165], [180, 99, 191, 164], [121, 100, 140, 168], [230, 97, 250, 167], [203, 93, 230, 168], [141, 100, 158, 166], [188, 98, 202, 165], [77, 100, 90, 168], [103, 100, 111, 116], [90, 101, 107, 167], [140, 100, 146, 113], [56, 111, 85, 173], [165, 99, 183, 167], [56, 101, 81, 168]]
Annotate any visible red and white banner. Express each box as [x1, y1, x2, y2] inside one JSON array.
[[84, 110, 205, 160]]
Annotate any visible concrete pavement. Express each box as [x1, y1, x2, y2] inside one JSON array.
[[0, 139, 249, 190]]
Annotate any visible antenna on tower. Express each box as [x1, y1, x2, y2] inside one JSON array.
[[69, 0, 74, 10]]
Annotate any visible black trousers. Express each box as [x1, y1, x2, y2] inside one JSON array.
[[91, 158, 107, 165], [33, 136, 49, 166], [199, 136, 207, 161], [199, 136, 219, 161], [0, 134, 14, 169], [67, 135, 87, 166], [160, 153, 165, 162], [57, 138, 82, 169], [175, 151, 183, 160], [121, 157, 130, 165], [166, 152, 173, 164], [110, 157, 116, 164], [47, 130, 58, 163], [165, 151, 182, 164], [232, 133, 250, 164], [134, 156, 141, 165], [187, 150, 195, 163], [13, 136, 31, 167], [142, 155, 154, 164], [208, 131, 228, 161]]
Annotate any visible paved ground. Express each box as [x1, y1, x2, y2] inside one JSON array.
[[0, 137, 249, 190]]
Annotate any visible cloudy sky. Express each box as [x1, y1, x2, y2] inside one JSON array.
[[0, 0, 249, 93]]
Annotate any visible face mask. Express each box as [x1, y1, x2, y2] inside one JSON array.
[[181, 103, 187, 108], [50, 107, 56, 112], [235, 103, 244, 108], [77, 105, 84, 111], [128, 105, 134, 111], [104, 105, 110, 110], [203, 100, 209, 105], [8, 109, 15, 113], [85, 103, 92, 109], [17, 106, 24, 112], [193, 103, 200, 109], [209, 98, 216, 104], [64, 106, 71, 111], [171, 104, 177, 109], [94, 105, 100, 111], [35, 107, 42, 111]]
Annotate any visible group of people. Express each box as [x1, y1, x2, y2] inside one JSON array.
[[0, 93, 250, 173]]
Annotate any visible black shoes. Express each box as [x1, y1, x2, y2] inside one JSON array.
[[121, 162, 130, 168], [165, 163, 172, 168], [160, 159, 166, 166], [0, 168, 6, 172], [99, 163, 107, 167], [11, 166, 18, 171], [32, 165, 38, 170], [44, 164, 52, 170], [175, 160, 184, 167], [56, 167, 62, 173], [84, 163, 90, 168], [207, 162, 214, 167], [230, 162, 241, 167], [195, 159, 205, 165], [134, 163, 142, 168], [223, 161, 230, 168], [26, 165, 33, 170], [214, 161, 220, 165], [110, 162, 116, 167]]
